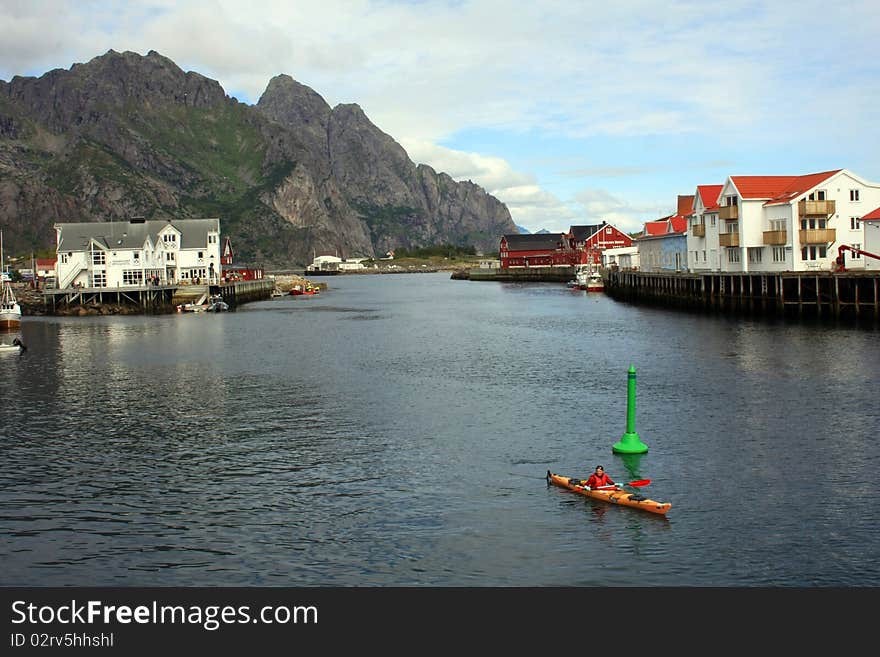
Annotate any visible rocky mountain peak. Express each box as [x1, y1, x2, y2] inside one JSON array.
[[257, 74, 331, 130]]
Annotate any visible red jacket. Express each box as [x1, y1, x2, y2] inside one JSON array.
[[585, 472, 614, 489]]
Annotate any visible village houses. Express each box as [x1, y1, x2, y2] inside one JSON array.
[[54, 217, 222, 289]]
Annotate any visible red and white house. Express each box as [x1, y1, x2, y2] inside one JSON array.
[[499, 222, 632, 268], [685, 169, 880, 272], [567, 223, 633, 265]]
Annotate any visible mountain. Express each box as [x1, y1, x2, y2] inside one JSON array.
[[516, 224, 531, 234], [0, 50, 516, 266]]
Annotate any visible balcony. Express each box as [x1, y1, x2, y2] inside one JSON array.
[[762, 230, 787, 245], [799, 228, 836, 244], [719, 205, 739, 221], [691, 224, 705, 237], [719, 233, 740, 247], [798, 199, 836, 217]]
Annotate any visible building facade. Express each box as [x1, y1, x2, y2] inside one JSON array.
[[685, 169, 880, 274], [54, 218, 222, 289]]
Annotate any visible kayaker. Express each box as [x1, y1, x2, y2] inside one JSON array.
[[584, 465, 617, 490]]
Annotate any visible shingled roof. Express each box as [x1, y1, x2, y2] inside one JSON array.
[[502, 233, 566, 251], [56, 218, 220, 252]]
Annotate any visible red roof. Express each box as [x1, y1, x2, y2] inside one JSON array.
[[862, 206, 880, 220], [644, 220, 668, 236], [669, 215, 688, 233], [697, 184, 723, 211], [677, 195, 694, 216], [730, 170, 841, 205]]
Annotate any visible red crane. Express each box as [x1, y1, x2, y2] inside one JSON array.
[[835, 244, 880, 272]]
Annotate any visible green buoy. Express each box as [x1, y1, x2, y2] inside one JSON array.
[[612, 365, 649, 454]]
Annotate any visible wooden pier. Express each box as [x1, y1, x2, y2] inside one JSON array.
[[605, 270, 880, 321], [43, 279, 275, 313]]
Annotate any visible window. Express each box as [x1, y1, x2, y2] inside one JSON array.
[[770, 219, 786, 232], [725, 195, 737, 206], [727, 249, 740, 263], [710, 215, 716, 227], [92, 272, 106, 287], [808, 190, 826, 201], [163, 233, 178, 243], [198, 251, 204, 259], [133, 251, 140, 261], [850, 189, 860, 201], [801, 246, 826, 261], [852, 243, 862, 259], [727, 222, 738, 234], [60, 254, 68, 264], [702, 250, 706, 262], [851, 217, 861, 230], [773, 247, 785, 262], [122, 270, 144, 285], [91, 250, 105, 265], [748, 248, 763, 264], [166, 252, 176, 262]]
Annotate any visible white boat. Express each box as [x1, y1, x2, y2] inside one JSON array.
[[0, 336, 25, 354], [0, 230, 20, 329], [574, 264, 604, 293], [203, 294, 229, 312], [0, 281, 20, 329]]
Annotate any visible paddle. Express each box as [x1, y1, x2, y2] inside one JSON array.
[[595, 479, 651, 489]]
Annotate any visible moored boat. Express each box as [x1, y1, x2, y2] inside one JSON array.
[[0, 230, 20, 330], [573, 265, 604, 292], [546, 471, 671, 515]]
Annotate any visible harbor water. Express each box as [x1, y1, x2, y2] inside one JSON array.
[[1, 272, 878, 586]]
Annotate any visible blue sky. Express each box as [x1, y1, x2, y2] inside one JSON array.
[[1, 0, 878, 234]]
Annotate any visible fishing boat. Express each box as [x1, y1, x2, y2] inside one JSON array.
[[0, 231, 21, 330], [546, 471, 671, 515], [289, 283, 319, 296], [573, 264, 604, 292]]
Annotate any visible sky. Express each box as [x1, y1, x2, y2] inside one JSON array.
[[1, 0, 878, 234]]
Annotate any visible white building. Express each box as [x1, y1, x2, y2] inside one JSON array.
[[54, 218, 222, 289], [602, 246, 639, 270], [686, 184, 723, 272], [686, 169, 880, 273], [306, 254, 367, 272], [862, 207, 880, 271]]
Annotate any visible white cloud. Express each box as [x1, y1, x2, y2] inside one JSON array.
[[574, 188, 669, 235], [1, 0, 877, 234]]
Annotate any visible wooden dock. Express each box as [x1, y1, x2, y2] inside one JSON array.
[[43, 279, 275, 314], [605, 270, 880, 321]]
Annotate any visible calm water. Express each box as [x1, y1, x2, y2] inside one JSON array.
[[1, 272, 878, 586]]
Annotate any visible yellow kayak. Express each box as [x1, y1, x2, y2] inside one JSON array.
[[547, 471, 671, 515]]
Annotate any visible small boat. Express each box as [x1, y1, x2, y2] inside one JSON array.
[[546, 471, 671, 515], [0, 231, 21, 330], [0, 336, 25, 354], [203, 295, 229, 312], [573, 265, 604, 292], [289, 283, 319, 296], [0, 281, 20, 329]]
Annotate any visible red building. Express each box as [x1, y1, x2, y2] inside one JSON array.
[[500, 222, 632, 268], [567, 222, 633, 265], [221, 236, 234, 266], [218, 236, 263, 280], [499, 233, 572, 268]]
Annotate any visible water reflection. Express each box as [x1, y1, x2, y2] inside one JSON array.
[[1, 274, 879, 586]]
